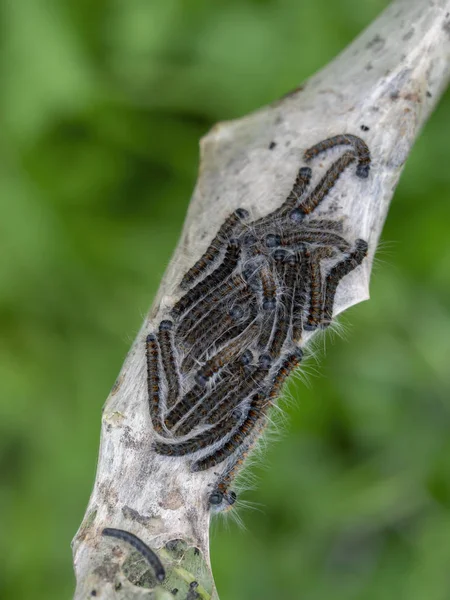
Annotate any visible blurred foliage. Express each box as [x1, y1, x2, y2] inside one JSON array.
[[1, 0, 450, 599]]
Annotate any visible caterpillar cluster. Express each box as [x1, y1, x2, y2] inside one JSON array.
[[146, 134, 370, 512]]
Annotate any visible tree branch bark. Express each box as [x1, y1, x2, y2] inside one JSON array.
[[72, 1, 450, 598]]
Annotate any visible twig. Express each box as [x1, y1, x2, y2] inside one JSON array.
[[72, 1, 450, 598]]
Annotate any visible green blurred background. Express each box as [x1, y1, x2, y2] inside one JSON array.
[[1, 0, 450, 598]]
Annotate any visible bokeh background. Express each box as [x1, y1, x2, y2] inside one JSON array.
[[1, 0, 450, 598]]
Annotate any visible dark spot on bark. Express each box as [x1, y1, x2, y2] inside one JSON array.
[[365, 62, 373, 71], [121, 426, 143, 450], [443, 20, 450, 37], [402, 29, 414, 41], [98, 481, 119, 516], [404, 93, 421, 103], [360, 125, 370, 132], [115, 582, 122, 591], [91, 591, 97, 597], [194, 547, 200, 555], [366, 34, 385, 52], [269, 141, 276, 150], [122, 505, 152, 525], [427, 91, 432, 98], [390, 91, 400, 100], [171, 589, 179, 596]]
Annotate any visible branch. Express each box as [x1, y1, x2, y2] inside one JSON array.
[[72, 1, 450, 598]]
